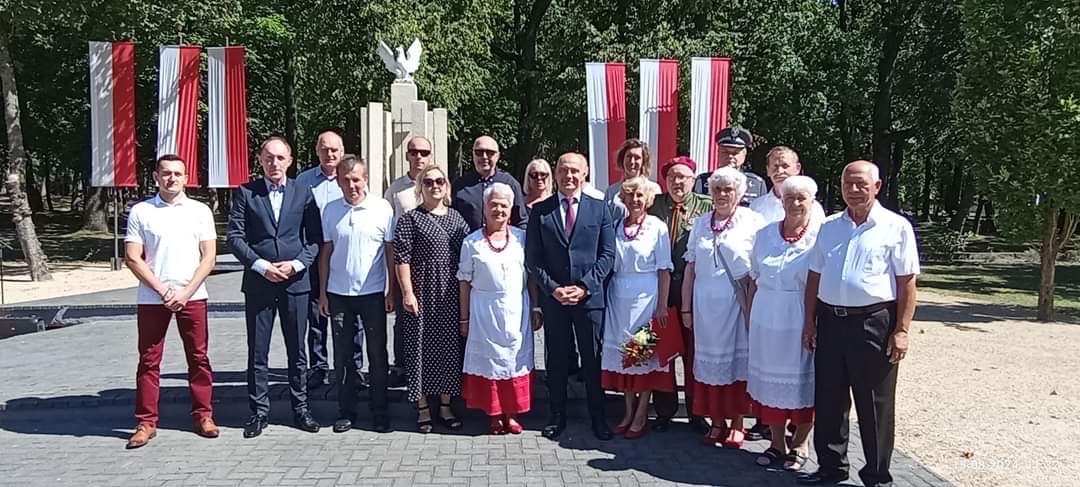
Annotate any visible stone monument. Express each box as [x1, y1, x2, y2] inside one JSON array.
[[364, 38, 449, 193]]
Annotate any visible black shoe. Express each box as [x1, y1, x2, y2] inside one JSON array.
[[356, 371, 370, 391], [797, 471, 850, 485], [294, 411, 321, 433], [372, 416, 392, 433], [243, 414, 268, 439], [747, 421, 770, 441], [307, 369, 328, 389], [387, 368, 407, 388], [652, 416, 672, 432], [541, 414, 566, 440], [591, 420, 613, 441], [332, 416, 354, 433], [689, 416, 711, 435], [437, 401, 463, 430]]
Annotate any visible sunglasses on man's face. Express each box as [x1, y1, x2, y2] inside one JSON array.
[[473, 149, 498, 157], [528, 172, 550, 180], [422, 177, 447, 188], [408, 149, 431, 157]]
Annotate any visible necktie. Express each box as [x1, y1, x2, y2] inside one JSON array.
[[670, 202, 683, 245], [564, 196, 576, 237]]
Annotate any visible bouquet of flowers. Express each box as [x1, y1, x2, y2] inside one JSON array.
[[621, 322, 659, 368]]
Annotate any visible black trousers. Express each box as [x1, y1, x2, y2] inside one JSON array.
[[328, 292, 389, 417], [543, 304, 605, 421], [653, 278, 697, 419], [307, 278, 364, 374], [245, 290, 309, 416], [814, 301, 898, 487]]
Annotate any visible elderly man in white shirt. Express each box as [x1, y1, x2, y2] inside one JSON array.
[[296, 130, 346, 388], [798, 160, 919, 487], [318, 155, 396, 434], [750, 146, 826, 223]]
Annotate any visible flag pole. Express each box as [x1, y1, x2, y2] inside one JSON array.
[[112, 188, 121, 271]]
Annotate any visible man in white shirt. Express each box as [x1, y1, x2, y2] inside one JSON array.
[[123, 154, 218, 449], [750, 146, 826, 223], [799, 161, 920, 487], [296, 131, 346, 389], [384, 136, 431, 386], [319, 155, 395, 434]]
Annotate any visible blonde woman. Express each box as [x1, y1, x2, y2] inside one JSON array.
[[524, 159, 554, 211], [394, 164, 471, 433]]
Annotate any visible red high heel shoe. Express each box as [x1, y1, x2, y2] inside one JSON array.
[[624, 424, 648, 440], [613, 423, 630, 435], [505, 417, 524, 435], [722, 428, 746, 448]]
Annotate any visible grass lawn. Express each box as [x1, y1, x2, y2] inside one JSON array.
[[920, 263, 1080, 319]]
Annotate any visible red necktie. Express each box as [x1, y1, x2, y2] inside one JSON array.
[[564, 196, 576, 237]]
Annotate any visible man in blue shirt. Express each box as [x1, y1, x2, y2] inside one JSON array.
[[295, 130, 348, 389]]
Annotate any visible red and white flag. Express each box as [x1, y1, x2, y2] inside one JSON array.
[[585, 62, 626, 189], [207, 46, 249, 188], [639, 59, 679, 187], [156, 45, 201, 186], [690, 57, 732, 175], [88, 41, 137, 187]]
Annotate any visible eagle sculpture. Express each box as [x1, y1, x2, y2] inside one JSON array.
[[377, 38, 422, 81]]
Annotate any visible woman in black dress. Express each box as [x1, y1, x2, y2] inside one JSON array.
[[394, 164, 471, 433]]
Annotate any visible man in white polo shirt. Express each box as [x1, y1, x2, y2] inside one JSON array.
[[318, 155, 395, 434], [123, 154, 218, 449], [750, 146, 826, 223], [799, 160, 920, 487]]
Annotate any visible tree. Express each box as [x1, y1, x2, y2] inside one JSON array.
[[0, 10, 50, 280], [955, 0, 1080, 321]]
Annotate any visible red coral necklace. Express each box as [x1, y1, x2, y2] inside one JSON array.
[[485, 227, 509, 253]]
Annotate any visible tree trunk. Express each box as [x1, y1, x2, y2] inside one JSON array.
[[284, 48, 298, 178], [948, 172, 974, 230], [886, 138, 904, 209], [982, 199, 998, 234], [0, 15, 50, 280], [81, 186, 109, 231], [512, 0, 554, 178], [919, 155, 933, 220], [972, 196, 985, 234], [870, 4, 914, 203], [25, 153, 43, 212], [1037, 204, 1058, 322]]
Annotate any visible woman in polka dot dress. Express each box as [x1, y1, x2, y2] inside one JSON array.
[[393, 164, 471, 433]]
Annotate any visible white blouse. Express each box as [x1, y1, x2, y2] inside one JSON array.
[[613, 215, 674, 274]]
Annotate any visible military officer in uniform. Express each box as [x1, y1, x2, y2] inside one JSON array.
[[694, 127, 767, 206]]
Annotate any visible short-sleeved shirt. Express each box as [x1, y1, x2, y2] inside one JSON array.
[[750, 190, 827, 224], [321, 195, 394, 296], [125, 194, 216, 305], [809, 202, 921, 307], [451, 169, 529, 231], [296, 165, 343, 211], [384, 174, 420, 232]]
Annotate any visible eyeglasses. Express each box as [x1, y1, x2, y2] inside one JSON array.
[[422, 177, 447, 188], [407, 149, 431, 157], [528, 172, 550, 180], [473, 149, 498, 157]]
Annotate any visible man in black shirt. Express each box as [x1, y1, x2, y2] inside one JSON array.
[[694, 127, 767, 206], [451, 135, 529, 231]]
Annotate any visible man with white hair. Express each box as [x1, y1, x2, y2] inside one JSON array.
[[799, 161, 920, 487], [750, 146, 826, 223]]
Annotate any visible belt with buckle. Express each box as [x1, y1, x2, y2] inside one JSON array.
[[820, 300, 893, 318]]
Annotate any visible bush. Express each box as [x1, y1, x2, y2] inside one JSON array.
[[923, 230, 974, 262]]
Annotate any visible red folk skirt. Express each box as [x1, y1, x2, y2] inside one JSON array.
[[752, 401, 815, 424], [463, 372, 533, 416], [601, 370, 675, 393], [691, 380, 752, 420]]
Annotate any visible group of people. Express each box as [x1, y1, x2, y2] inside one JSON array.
[[123, 126, 918, 487]]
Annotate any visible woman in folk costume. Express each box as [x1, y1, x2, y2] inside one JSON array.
[[747, 175, 821, 470], [681, 166, 766, 448], [599, 177, 674, 439], [458, 183, 540, 435]]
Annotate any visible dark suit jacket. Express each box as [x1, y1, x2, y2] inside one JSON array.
[[227, 178, 322, 295], [525, 192, 615, 310]]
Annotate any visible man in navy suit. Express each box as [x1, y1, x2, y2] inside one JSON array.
[[228, 136, 324, 438], [526, 152, 616, 441]]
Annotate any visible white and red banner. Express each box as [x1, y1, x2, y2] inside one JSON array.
[[585, 62, 626, 189], [207, 46, 250, 188], [156, 45, 201, 186], [690, 57, 732, 175], [88, 41, 137, 187], [639, 59, 679, 187]]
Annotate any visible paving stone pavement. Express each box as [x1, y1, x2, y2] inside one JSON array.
[[0, 314, 951, 486]]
